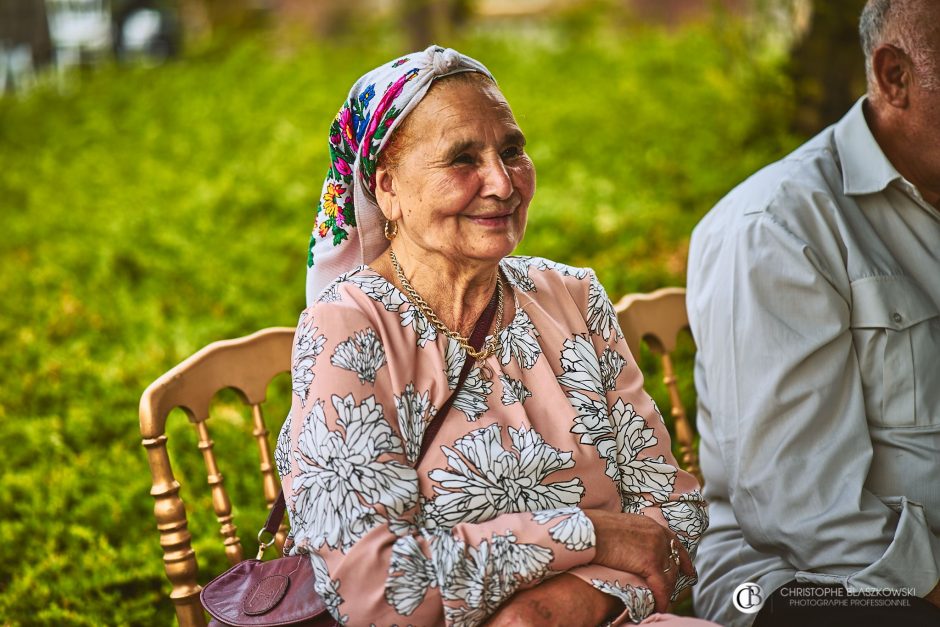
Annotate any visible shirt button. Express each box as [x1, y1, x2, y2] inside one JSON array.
[[892, 312, 903, 324]]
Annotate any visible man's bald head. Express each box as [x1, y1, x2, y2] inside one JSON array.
[[860, 0, 940, 94]]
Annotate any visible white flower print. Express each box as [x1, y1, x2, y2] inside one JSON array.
[[445, 531, 553, 627], [662, 491, 709, 541], [672, 572, 699, 601], [444, 603, 491, 627], [531, 507, 595, 551], [386, 535, 438, 616], [558, 335, 620, 478], [444, 338, 492, 421], [613, 399, 658, 458], [565, 390, 617, 476], [499, 374, 532, 406], [346, 273, 439, 347], [309, 550, 348, 625], [292, 320, 327, 406], [590, 580, 654, 624], [587, 273, 621, 342], [558, 335, 679, 510], [599, 347, 626, 392], [317, 282, 342, 304], [395, 383, 437, 464], [516, 256, 590, 280], [274, 412, 292, 477], [444, 338, 466, 388], [652, 398, 666, 424], [346, 273, 406, 312], [455, 376, 493, 423], [426, 529, 463, 588], [330, 328, 387, 384], [611, 398, 677, 504], [498, 309, 541, 369], [316, 266, 365, 304], [399, 303, 438, 347], [500, 257, 537, 292], [385, 529, 554, 626], [622, 493, 655, 515], [557, 335, 604, 395], [500, 256, 593, 295], [291, 396, 417, 553], [531, 257, 591, 279], [487, 531, 555, 593], [425, 424, 584, 529]]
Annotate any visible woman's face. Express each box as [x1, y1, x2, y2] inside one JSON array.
[[376, 76, 535, 266]]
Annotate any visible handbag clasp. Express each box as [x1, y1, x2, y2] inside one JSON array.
[[256, 528, 276, 560]]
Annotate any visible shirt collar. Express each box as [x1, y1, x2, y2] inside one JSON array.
[[835, 97, 903, 196]]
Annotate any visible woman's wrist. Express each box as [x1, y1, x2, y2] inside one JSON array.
[[583, 509, 612, 564], [484, 574, 621, 627]]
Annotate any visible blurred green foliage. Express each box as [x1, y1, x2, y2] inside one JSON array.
[[0, 15, 799, 625]]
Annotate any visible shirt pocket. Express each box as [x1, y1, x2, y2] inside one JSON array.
[[849, 275, 940, 428]]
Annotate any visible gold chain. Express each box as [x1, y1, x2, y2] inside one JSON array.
[[389, 250, 504, 363]]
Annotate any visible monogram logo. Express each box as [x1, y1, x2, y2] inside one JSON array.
[[732, 582, 765, 614]]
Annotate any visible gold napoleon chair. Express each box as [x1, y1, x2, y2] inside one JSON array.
[[614, 287, 700, 482], [139, 327, 296, 627], [139, 290, 697, 625]]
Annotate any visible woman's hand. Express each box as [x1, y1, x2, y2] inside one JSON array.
[[584, 509, 694, 612], [484, 574, 622, 627]]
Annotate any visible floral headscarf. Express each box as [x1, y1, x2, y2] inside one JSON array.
[[306, 45, 494, 304]]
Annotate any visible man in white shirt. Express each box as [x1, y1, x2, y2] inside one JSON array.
[[686, 1, 940, 625]]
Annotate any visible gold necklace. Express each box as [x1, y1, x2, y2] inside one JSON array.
[[388, 250, 504, 365]]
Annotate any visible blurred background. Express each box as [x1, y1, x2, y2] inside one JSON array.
[[1, 1, 866, 624]]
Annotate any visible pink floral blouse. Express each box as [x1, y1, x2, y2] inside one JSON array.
[[275, 256, 708, 626]]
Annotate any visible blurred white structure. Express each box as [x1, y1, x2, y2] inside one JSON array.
[[119, 8, 165, 58], [0, 43, 36, 92], [45, 0, 112, 69], [121, 9, 161, 50]]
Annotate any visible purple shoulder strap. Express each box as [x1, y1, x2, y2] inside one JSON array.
[[415, 286, 498, 466], [266, 278, 501, 538]]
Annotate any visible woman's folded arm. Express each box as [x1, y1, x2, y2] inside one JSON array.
[[277, 301, 598, 625]]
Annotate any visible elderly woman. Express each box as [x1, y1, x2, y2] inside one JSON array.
[[276, 47, 715, 627]]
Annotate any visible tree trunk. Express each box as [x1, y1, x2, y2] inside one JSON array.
[[176, 0, 262, 42], [788, 0, 868, 135], [0, 0, 54, 66], [399, 0, 473, 50]]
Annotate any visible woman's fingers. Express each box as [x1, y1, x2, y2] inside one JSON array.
[[657, 544, 684, 610], [647, 568, 671, 613], [674, 535, 695, 577], [585, 509, 696, 611]]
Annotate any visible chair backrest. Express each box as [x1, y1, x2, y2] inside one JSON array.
[[614, 288, 701, 482], [139, 327, 295, 627]]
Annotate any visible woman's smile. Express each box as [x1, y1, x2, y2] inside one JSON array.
[[465, 209, 515, 228]]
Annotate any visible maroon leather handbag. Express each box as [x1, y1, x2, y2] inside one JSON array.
[[200, 482, 336, 627], [201, 552, 334, 627], [199, 290, 498, 626]]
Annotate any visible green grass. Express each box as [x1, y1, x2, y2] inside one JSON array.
[[0, 19, 799, 625]]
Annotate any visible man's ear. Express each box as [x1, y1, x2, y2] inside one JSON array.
[[872, 44, 912, 108], [375, 165, 401, 221]]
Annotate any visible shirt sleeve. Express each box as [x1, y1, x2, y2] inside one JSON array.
[[686, 209, 940, 596], [564, 271, 708, 607], [277, 299, 598, 627]]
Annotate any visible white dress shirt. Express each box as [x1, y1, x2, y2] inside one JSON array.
[[687, 97, 940, 627]]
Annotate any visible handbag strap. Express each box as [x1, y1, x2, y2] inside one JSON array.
[[415, 281, 499, 466], [262, 274, 502, 541]]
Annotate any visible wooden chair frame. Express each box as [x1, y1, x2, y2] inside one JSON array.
[[139, 292, 696, 623], [139, 327, 295, 627], [615, 288, 700, 481]]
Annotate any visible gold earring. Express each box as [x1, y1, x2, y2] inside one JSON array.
[[384, 219, 398, 241]]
